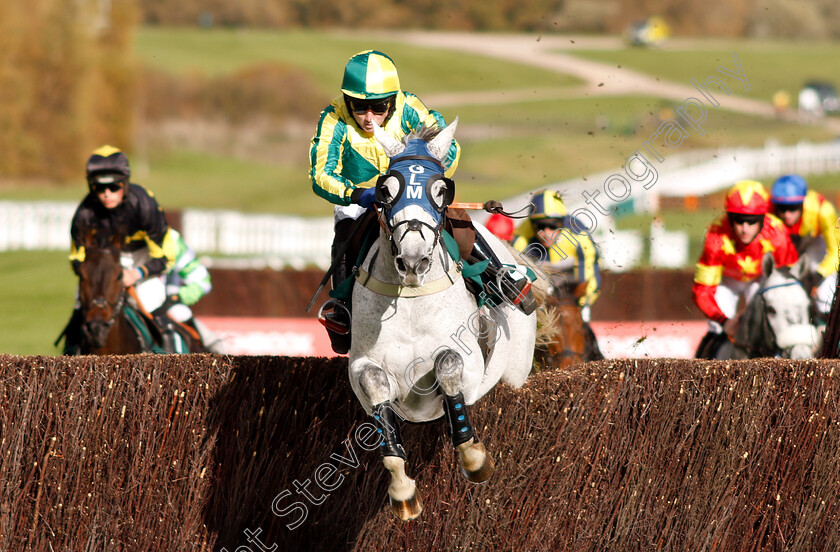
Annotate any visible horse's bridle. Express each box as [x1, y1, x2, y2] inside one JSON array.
[[80, 247, 127, 342], [376, 153, 451, 258], [377, 208, 443, 258], [85, 291, 126, 335]]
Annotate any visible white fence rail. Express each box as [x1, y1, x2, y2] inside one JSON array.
[[2, 140, 840, 270]]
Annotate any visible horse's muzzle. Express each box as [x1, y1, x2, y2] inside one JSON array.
[[395, 254, 431, 285], [83, 320, 111, 348]]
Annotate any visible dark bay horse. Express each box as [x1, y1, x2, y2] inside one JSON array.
[[74, 229, 206, 354], [534, 272, 604, 369], [76, 229, 149, 354]]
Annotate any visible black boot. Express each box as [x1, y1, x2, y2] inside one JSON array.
[[322, 222, 354, 354], [469, 232, 537, 315], [694, 331, 729, 359]]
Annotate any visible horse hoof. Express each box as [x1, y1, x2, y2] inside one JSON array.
[[458, 440, 495, 483], [462, 453, 495, 483], [390, 492, 423, 521]]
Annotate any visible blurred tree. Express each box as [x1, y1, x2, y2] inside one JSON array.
[[0, 0, 136, 180]]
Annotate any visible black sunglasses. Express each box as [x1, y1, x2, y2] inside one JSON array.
[[350, 98, 391, 115], [728, 213, 764, 226], [94, 182, 123, 193], [773, 203, 803, 213]]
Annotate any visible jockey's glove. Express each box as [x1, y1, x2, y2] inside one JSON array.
[[350, 187, 377, 209]]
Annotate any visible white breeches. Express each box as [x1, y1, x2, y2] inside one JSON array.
[[335, 204, 367, 224], [707, 277, 760, 333], [815, 271, 837, 315]]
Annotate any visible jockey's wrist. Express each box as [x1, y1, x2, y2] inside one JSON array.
[[715, 315, 728, 325], [350, 188, 363, 203]]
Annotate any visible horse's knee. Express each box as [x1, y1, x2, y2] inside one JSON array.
[[359, 364, 392, 406], [434, 348, 463, 396]]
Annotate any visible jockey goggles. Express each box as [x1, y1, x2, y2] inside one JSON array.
[[773, 202, 803, 213], [90, 174, 126, 193], [350, 98, 391, 115], [728, 212, 764, 226]]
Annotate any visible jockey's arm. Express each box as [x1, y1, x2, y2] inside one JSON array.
[[577, 237, 601, 308], [175, 260, 212, 306], [310, 108, 382, 206], [139, 226, 178, 280], [816, 198, 840, 278], [693, 233, 728, 325]]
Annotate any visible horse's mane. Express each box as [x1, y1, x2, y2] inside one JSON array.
[[403, 124, 442, 144]]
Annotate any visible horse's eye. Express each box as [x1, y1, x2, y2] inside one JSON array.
[[767, 305, 777, 315]]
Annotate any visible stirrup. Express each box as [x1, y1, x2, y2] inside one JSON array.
[[495, 266, 532, 306], [318, 299, 351, 335]]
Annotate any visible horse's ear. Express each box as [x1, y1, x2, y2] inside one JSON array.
[[427, 176, 455, 213], [790, 252, 809, 281], [762, 252, 776, 277], [375, 174, 403, 208], [427, 117, 458, 164], [372, 121, 405, 157]]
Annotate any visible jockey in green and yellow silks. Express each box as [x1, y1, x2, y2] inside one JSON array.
[[310, 50, 535, 355], [512, 190, 602, 322], [310, 50, 460, 205]]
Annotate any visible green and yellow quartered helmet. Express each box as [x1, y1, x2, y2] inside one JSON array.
[[530, 190, 568, 220], [341, 50, 401, 100]]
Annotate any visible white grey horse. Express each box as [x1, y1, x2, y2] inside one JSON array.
[[718, 253, 821, 359], [348, 118, 536, 521]]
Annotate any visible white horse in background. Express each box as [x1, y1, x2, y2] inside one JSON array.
[[719, 253, 821, 359], [347, 118, 536, 521]]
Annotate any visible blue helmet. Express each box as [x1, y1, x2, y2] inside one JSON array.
[[771, 175, 807, 205]]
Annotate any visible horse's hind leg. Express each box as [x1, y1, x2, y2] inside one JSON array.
[[359, 365, 422, 521], [434, 349, 495, 483]]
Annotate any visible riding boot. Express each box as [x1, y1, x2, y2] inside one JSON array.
[[61, 308, 84, 355], [468, 231, 537, 315], [323, 219, 354, 355], [694, 331, 729, 359], [154, 312, 183, 354], [582, 321, 604, 361]]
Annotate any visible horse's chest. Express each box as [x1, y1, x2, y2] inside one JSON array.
[[355, 292, 478, 357]]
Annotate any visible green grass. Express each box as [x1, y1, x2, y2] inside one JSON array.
[[0, 251, 77, 355], [446, 96, 833, 204], [136, 27, 582, 95], [568, 41, 840, 102]]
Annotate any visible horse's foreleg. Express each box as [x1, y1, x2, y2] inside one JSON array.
[[434, 349, 495, 483], [359, 366, 422, 521]]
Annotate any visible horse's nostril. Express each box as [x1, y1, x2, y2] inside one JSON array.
[[416, 258, 430, 274], [396, 258, 407, 273]]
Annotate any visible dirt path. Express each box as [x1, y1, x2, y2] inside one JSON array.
[[368, 31, 840, 133]]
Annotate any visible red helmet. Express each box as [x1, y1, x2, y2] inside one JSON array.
[[486, 213, 514, 241], [725, 180, 769, 215]]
